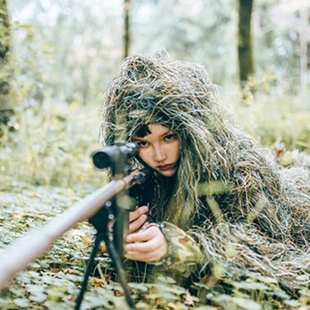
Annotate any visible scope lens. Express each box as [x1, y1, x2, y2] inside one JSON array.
[[93, 152, 110, 169]]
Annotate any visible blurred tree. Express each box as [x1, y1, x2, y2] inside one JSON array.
[[253, 0, 310, 93], [6, 0, 308, 107], [0, 0, 13, 126], [298, 7, 309, 91], [238, 0, 254, 86], [0, 0, 10, 66], [133, 0, 236, 85], [123, 0, 131, 58], [8, 0, 123, 106]]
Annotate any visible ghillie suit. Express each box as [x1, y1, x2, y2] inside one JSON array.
[[100, 50, 310, 301]]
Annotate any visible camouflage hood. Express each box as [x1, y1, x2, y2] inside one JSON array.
[[101, 50, 242, 228], [101, 50, 287, 234]]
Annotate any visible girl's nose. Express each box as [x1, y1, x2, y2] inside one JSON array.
[[154, 145, 166, 162]]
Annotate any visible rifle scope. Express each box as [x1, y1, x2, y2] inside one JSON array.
[[92, 142, 139, 169]]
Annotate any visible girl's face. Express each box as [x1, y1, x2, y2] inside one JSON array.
[[133, 124, 181, 177]]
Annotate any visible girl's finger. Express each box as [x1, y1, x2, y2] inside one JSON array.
[[129, 206, 148, 222], [128, 214, 148, 233], [126, 226, 158, 243]]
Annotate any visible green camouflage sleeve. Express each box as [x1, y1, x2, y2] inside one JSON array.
[[148, 222, 205, 277]]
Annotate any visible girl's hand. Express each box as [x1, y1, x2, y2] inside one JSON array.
[[129, 206, 149, 233], [124, 225, 168, 262]]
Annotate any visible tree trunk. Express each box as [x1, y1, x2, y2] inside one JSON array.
[[238, 0, 254, 86], [123, 0, 130, 59], [0, 0, 13, 129], [0, 0, 11, 106], [299, 8, 309, 92]]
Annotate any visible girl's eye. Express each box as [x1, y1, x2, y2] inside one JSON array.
[[136, 141, 149, 148], [164, 133, 177, 141]]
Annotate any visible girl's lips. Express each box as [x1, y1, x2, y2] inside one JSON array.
[[158, 164, 175, 171]]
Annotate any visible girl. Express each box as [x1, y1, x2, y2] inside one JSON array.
[[100, 49, 310, 292]]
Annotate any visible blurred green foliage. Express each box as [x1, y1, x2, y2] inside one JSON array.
[[0, 102, 104, 187], [226, 89, 310, 154]]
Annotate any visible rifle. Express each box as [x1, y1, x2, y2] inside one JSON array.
[[0, 141, 149, 310]]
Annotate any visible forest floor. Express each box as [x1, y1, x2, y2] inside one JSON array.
[[0, 94, 310, 309]]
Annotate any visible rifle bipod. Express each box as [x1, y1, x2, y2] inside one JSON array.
[[75, 200, 136, 310]]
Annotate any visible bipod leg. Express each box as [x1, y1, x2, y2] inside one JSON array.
[[74, 231, 104, 310], [102, 232, 136, 310]]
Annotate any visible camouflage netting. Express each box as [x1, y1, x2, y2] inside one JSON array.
[[100, 49, 310, 294]]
